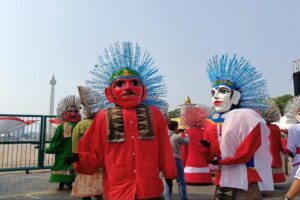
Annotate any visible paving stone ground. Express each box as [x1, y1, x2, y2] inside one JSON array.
[[0, 170, 299, 200]]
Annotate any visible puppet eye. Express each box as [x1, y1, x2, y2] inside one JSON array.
[[131, 79, 141, 86], [211, 89, 216, 97], [219, 87, 231, 94], [114, 80, 125, 88]]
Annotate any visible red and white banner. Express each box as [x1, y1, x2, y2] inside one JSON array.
[[0, 117, 37, 134], [49, 118, 62, 129]]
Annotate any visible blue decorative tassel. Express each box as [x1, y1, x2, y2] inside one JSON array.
[[86, 41, 167, 112], [207, 54, 268, 110]]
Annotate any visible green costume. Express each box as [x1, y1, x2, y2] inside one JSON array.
[[45, 122, 77, 183]]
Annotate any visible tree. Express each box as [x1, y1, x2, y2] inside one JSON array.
[[273, 94, 293, 116], [168, 108, 181, 119]]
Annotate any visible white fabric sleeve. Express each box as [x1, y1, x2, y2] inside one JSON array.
[[295, 166, 300, 179]]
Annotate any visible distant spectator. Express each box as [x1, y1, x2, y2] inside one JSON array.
[[164, 120, 189, 200]]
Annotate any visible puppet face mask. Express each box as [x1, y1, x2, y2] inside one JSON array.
[[211, 85, 241, 113], [62, 107, 81, 123], [105, 77, 146, 109], [295, 109, 300, 123]]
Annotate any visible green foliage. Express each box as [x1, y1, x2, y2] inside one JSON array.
[[168, 108, 181, 119], [273, 94, 293, 115]]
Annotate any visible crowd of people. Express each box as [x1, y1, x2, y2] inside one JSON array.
[[45, 41, 300, 200]]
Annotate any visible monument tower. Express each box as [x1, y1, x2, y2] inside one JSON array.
[[49, 75, 57, 115]]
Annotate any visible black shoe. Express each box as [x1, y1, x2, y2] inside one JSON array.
[[66, 182, 73, 190], [94, 195, 103, 200], [57, 182, 65, 191]]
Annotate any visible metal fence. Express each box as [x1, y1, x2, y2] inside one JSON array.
[[0, 114, 57, 172]]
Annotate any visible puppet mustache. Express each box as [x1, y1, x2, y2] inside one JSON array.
[[123, 90, 136, 95]]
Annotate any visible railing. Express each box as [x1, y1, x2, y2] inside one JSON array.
[[0, 114, 57, 172]]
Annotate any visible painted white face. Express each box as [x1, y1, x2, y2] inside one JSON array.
[[295, 109, 300, 123], [211, 85, 233, 113]]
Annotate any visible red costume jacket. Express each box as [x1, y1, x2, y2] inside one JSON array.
[[180, 131, 188, 166], [184, 127, 212, 184], [202, 112, 263, 186], [74, 105, 177, 200], [268, 123, 286, 183]]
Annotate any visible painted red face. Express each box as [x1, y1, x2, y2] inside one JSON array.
[[62, 109, 81, 123], [105, 77, 146, 109]]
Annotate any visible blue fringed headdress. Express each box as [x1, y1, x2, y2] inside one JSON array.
[[86, 41, 167, 112], [207, 54, 268, 110]]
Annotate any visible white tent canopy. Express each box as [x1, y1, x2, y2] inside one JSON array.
[[273, 115, 295, 130]]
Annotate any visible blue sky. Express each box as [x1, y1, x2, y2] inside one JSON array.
[[0, 0, 299, 115]]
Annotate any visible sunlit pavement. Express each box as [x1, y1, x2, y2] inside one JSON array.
[[0, 170, 299, 200]]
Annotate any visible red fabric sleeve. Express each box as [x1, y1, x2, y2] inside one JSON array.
[[220, 123, 261, 165], [152, 107, 177, 179], [202, 121, 220, 161], [273, 124, 284, 153]]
